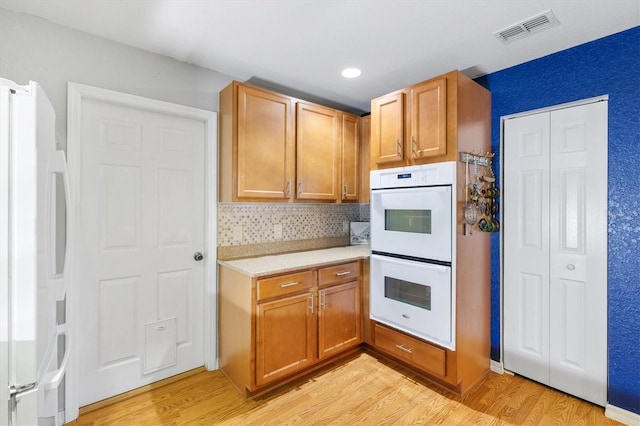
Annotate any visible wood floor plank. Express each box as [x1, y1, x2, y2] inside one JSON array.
[[71, 352, 621, 426]]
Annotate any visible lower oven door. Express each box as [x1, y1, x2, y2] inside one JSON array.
[[370, 254, 454, 350]]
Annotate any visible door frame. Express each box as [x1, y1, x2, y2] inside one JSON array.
[[498, 94, 608, 369], [65, 83, 217, 421]]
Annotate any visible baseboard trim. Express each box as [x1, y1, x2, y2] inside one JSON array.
[[78, 366, 206, 415], [605, 403, 640, 425], [490, 360, 504, 374]]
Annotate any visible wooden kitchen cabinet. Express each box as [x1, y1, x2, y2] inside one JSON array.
[[374, 323, 447, 379], [340, 112, 360, 201], [318, 281, 361, 359], [370, 70, 490, 169], [218, 259, 363, 397], [220, 80, 368, 203], [409, 77, 447, 159], [317, 261, 361, 359], [367, 71, 491, 398], [219, 81, 295, 202], [370, 92, 404, 167], [256, 292, 316, 386], [295, 102, 340, 201], [359, 114, 371, 204], [255, 269, 317, 387]]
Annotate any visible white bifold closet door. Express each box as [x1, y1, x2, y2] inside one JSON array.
[[503, 100, 607, 406]]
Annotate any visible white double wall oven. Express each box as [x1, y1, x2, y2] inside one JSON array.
[[370, 162, 457, 350]]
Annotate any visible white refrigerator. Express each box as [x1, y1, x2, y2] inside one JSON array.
[[1, 79, 70, 425]]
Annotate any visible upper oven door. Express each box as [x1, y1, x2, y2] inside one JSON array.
[[371, 185, 452, 263]]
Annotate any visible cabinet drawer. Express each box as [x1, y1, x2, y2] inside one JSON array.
[[374, 323, 446, 378], [318, 261, 360, 287], [256, 270, 314, 301]]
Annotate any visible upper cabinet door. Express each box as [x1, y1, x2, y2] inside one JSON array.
[[370, 92, 404, 166], [236, 84, 294, 200], [296, 102, 339, 201], [341, 113, 360, 201], [410, 77, 447, 159]]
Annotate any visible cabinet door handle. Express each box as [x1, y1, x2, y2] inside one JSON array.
[[309, 293, 314, 314], [396, 139, 402, 158], [343, 183, 348, 198], [395, 344, 413, 354], [335, 271, 351, 276], [285, 178, 291, 197], [320, 291, 326, 310], [298, 180, 303, 195], [411, 136, 423, 157], [280, 281, 299, 288]]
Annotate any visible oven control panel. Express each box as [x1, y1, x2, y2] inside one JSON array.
[[371, 161, 456, 189]]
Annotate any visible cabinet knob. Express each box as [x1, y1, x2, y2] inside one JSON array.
[[567, 264, 575, 270]]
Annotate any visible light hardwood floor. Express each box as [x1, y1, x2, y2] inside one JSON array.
[[72, 351, 620, 425]]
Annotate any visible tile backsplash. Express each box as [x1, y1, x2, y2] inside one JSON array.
[[218, 203, 369, 247]]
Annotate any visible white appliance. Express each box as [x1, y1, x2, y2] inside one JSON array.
[[1, 79, 70, 425], [370, 162, 454, 263], [369, 162, 456, 350]]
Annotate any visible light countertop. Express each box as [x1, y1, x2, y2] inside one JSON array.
[[217, 245, 370, 277]]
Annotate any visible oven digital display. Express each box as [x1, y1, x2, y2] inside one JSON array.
[[384, 276, 431, 310], [397, 173, 412, 179], [385, 209, 431, 234]]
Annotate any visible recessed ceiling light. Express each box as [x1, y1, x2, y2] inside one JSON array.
[[341, 68, 362, 78]]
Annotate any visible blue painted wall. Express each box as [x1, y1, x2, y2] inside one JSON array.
[[475, 26, 640, 414]]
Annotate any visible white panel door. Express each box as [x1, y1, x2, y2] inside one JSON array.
[[503, 112, 550, 385], [77, 98, 205, 406], [503, 101, 607, 406], [548, 102, 607, 405]]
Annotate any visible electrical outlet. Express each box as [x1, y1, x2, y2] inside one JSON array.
[[232, 225, 243, 242], [343, 221, 350, 233], [273, 224, 283, 239]]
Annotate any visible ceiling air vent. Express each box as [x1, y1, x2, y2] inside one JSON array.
[[494, 10, 560, 44]]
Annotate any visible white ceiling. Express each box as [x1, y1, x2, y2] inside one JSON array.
[[1, 0, 638, 114]]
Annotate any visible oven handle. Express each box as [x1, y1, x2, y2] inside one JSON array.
[[371, 254, 451, 272]]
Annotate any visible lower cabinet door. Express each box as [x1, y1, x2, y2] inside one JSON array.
[[255, 292, 316, 386], [318, 281, 361, 359]]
